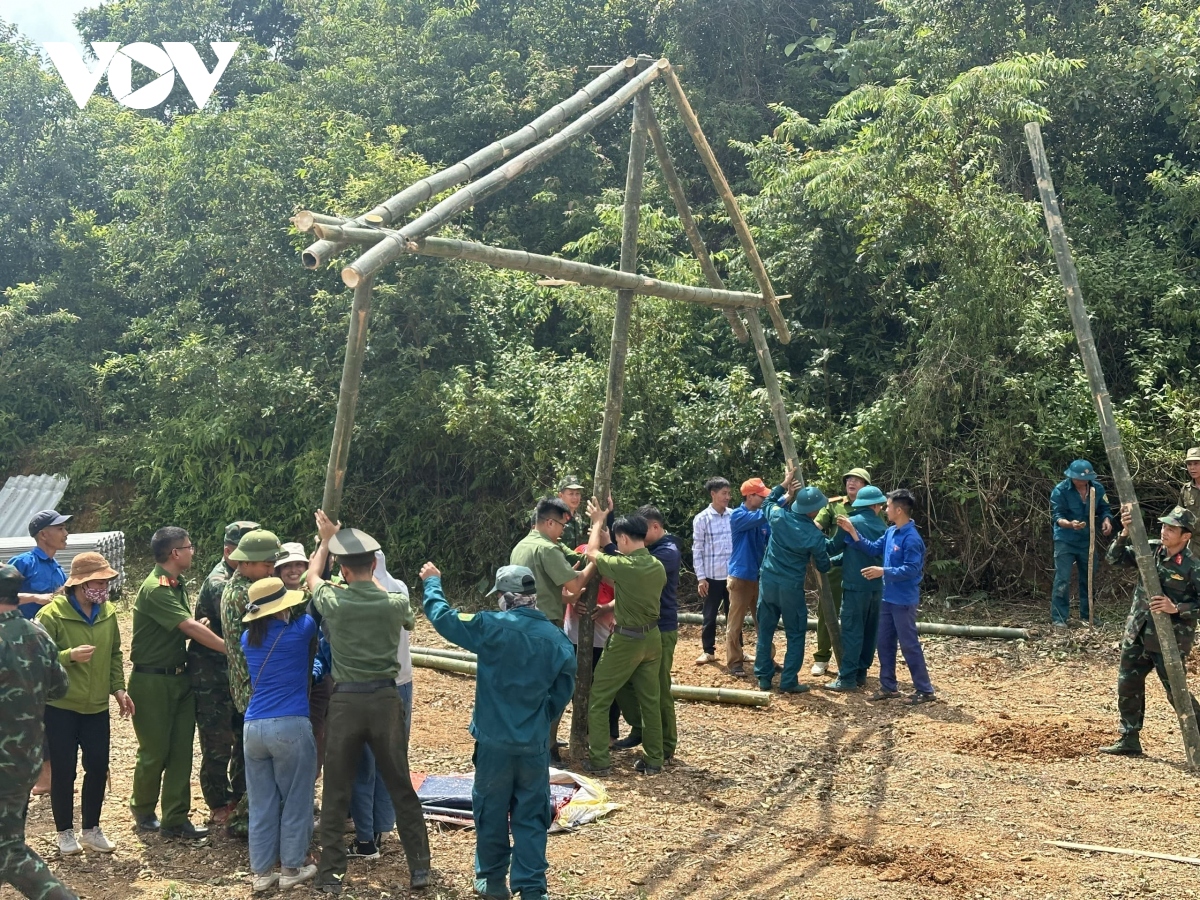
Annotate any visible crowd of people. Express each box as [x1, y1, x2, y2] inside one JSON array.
[[4, 449, 1200, 899]]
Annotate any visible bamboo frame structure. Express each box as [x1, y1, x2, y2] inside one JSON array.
[[321, 276, 374, 521], [1026, 122, 1200, 768]]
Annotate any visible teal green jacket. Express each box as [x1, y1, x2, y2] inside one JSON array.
[[35, 590, 125, 715], [760, 485, 832, 584]]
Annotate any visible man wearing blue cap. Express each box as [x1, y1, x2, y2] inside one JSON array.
[[419, 561, 575, 900], [10, 509, 72, 620], [1050, 460, 1114, 626], [823, 485, 887, 691], [754, 468, 832, 693]]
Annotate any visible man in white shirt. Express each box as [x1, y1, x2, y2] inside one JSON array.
[[692, 477, 733, 664]]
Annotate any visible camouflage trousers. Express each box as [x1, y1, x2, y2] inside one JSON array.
[[193, 673, 245, 811], [0, 789, 77, 899], [1117, 638, 1200, 735]]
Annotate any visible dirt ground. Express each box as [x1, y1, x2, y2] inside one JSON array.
[[14, 598, 1200, 900]]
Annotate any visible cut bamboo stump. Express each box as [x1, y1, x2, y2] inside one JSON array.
[[674, 612, 1028, 640], [410, 651, 771, 706]]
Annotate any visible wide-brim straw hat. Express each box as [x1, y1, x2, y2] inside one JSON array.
[[242, 577, 308, 622], [64, 551, 118, 588]]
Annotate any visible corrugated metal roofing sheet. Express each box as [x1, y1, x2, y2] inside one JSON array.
[[0, 533, 127, 594], [0, 474, 70, 538]]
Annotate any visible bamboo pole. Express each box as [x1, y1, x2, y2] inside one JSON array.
[[569, 85, 652, 761], [320, 275, 375, 522], [644, 102, 748, 342], [675, 612, 1029, 640], [342, 61, 667, 288], [1088, 486, 1097, 627], [300, 59, 634, 269], [1044, 841, 1200, 867], [405, 236, 764, 309], [1025, 121, 1200, 769], [411, 652, 771, 706], [410, 646, 477, 662], [660, 68, 790, 343]]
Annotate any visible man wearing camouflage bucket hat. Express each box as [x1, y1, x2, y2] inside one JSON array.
[[219, 528, 284, 839], [0, 563, 76, 899], [1179, 448, 1200, 555], [190, 520, 259, 826], [1101, 505, 1200, 756]]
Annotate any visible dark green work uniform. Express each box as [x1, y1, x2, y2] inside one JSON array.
[[509, 531, 582, 626], [0, 605, 75, 900], [128, 565, 197, 828], [587, 548, 666, 769], [813, 496, 853, 664]]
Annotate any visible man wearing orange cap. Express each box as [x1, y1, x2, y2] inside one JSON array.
[[725, 479, 773, 678]]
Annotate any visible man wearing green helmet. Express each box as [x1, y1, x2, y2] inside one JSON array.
[[813, 467, 872, 677], [1050, 459, 1114, 626], [823, 485, 887, 691]]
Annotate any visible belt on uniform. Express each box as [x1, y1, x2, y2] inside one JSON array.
[[333, 679, 395, 694], [614, 624, 658, 640], [132, 664, 187, 676]]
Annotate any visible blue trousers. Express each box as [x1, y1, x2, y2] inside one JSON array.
[[244, 716, 318, 874], [877, 602, 934, 694], [350, 682, 412, 842], [473, 741, 552, 897], [833, 587, 881, 687], [1051, 543, 1096, 624], [754, 578, 807, 689]]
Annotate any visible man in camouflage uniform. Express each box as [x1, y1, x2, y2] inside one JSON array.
[[812, 467, 871, 676], [189, 520, 258, 825], [219, 529, 283, 837], [1101, 505, 1200, 756], [1179, 448, 1200, 555], [0, 563, 76, 899]]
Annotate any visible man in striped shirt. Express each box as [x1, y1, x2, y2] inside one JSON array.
[[692, 477, 733, 665]]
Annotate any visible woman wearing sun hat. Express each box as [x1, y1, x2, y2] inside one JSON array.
[[240, 577, 319, 893], [35, 551, 132, 857]]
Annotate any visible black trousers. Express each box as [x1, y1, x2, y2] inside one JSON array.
[[701, 578, 729, 654], [44, 705, 110, 832]]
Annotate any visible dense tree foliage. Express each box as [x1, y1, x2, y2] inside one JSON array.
[[3, 0, 1200, 602]]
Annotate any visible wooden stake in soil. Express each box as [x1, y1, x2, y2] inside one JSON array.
[[1025, 121, 1200, 769], [569, 84, 651, 761]]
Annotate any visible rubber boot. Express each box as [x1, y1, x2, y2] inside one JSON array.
[[1099, 734, 1144, 756]]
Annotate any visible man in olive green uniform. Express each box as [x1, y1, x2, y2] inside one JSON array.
[[218, 529, 282, 838], [1101, 506, 1200, 756], [557, 475, 589, 551], [190, 520, 258, 824], [1180, 448, 1200, 555], [0, 564, 77, 900], [307, 511, 430, 894], [812, 467, 870, 676], [128, 527, 226, 838], [510, 498, 593, 627], [582, 499, 667, 777]]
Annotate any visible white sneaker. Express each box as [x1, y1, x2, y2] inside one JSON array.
[[811, 661, 828, 676], [57, 830, 82, 856], [694, 652, 716, 665], [80, 826, 115, 853], [252, 872, 280, 893], [279, 864, 317, 890]]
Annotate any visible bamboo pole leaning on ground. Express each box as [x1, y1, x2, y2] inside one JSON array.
[[1026, 121, 1200, 769], [675, 612, 1030, 640], [300, 59, 634, 269], [342, 60, 667, 288], [1044, 841, 1200, 867], [410, 653, 771, 707]]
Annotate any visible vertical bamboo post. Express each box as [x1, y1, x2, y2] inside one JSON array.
[[568, 84, 651, 760], [321, 276, 375, 522], [1088, 486, 1097, 627], [1025, 121, 1200, 768]]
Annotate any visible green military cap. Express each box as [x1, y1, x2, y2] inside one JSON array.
[[488, 564, 536, 596], [851, 485, 887, 507], [558, 475, 585, 491], [0, 563, 22, 600], [1159, 506, 1197, 533], [328, 527, 381, 556], [1064, 459, 1098, 482], [841, 467, 871, 485], [1186, 448, 1200, 463], [792, 485, 828, 515], [224, 520, 262, 546], [229, 529, 283, 562]]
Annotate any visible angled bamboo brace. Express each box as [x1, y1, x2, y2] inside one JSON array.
[[301, 58, 634, 269], [342, 60, 669, 288]]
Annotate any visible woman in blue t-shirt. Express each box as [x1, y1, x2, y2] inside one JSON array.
[[240, 577, 319, 893]]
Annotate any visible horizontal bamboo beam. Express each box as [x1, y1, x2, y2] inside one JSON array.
[[659, 68, 791, 343], [300, 59, 635, 269], [674, 611, 1029, 640], [342, 60, 668, 285], [410, 651, 770, 705], [403, 236, 767, 309]]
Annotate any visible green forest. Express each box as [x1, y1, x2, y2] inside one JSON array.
[[4, 0, 1200, 600]]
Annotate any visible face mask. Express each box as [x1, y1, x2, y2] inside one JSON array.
[[82, 583, 109, 603]]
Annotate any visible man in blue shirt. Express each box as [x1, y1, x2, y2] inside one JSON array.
[[837, 488, 934, 704], [1050, 459, 1114, 626], [10, 509, 72, 620], [726, 478, 773, 677], [420, 562, 575, 900]]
